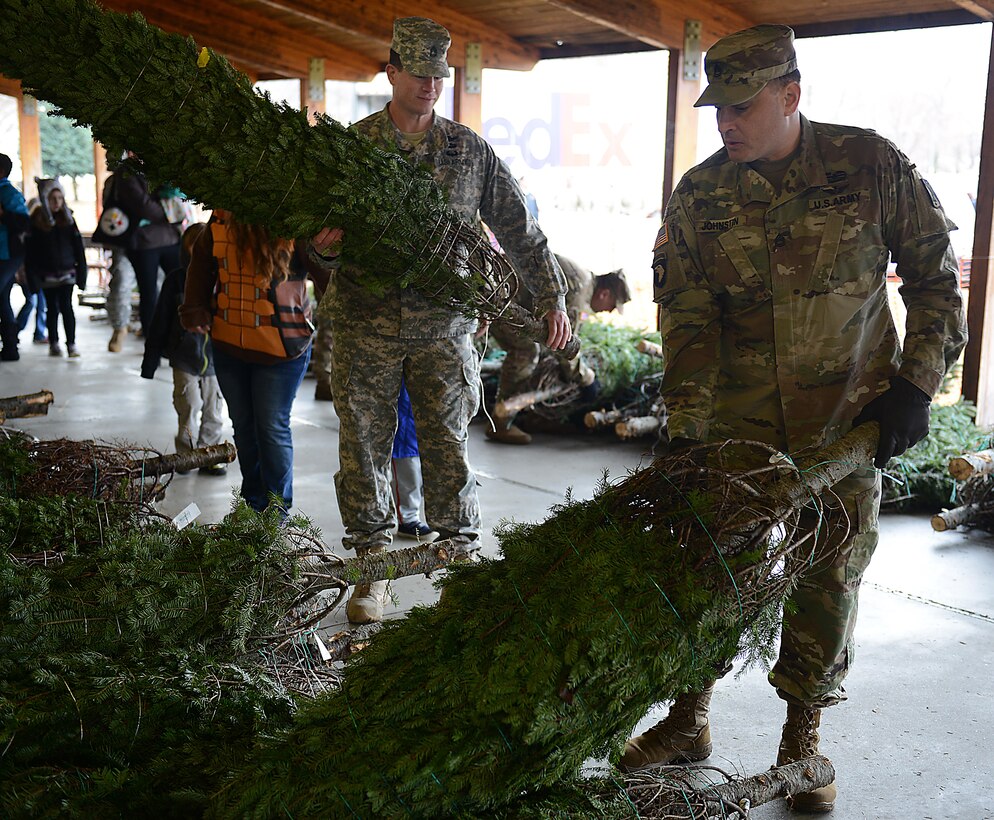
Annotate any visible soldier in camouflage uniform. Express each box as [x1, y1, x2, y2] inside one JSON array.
[[620, 25, 967, 813], [310, 17, 569, 624], [487, 255, 630, 444]]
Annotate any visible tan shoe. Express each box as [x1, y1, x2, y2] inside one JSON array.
[[485, 423, 532, 445], [619, 683, 715, 771], [346, 580, 389, 624], [777, 704, 837, 813], [108, 327, 127, 353]]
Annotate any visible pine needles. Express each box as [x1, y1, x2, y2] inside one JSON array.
[[212, 432, 875, 818], [0, 434, 337, 818], [0, 0, 517, 318], [2, 421, 880, 818]]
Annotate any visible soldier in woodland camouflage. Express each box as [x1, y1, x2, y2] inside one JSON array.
[[488, 255, 630, 444], [311, 17, 569, 624], [621, 25, 967, 813]]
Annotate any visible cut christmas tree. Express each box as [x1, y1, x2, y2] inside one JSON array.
[[0, 0, 577, 354], [212, 425, 880, 818]]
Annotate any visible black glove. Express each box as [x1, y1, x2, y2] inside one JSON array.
[[666, 436, 700, 454], [578, 378, 601, 404], [852, 376, 931, 468]]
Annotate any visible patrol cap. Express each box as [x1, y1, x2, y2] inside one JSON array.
[[595, 269, 631, 313], [391, 17, 451, 78], [695, 24, 797, 108]]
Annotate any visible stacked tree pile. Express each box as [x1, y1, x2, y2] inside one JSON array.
[[931, 445, 994, 532], [485, 320, 664, 437], [0, 427, 349, 817], [881, 398, 991, 512]]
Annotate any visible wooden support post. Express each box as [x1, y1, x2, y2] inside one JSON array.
[[661, 29, 701, 210], [962, 25, 994, 424], [93, 141, 108, 224], [453, 45, 482, 136], [17, 90, 41, 199], [302, 58, 326, 124]]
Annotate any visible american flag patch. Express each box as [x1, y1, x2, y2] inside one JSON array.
[[653, 223, 668, 250]]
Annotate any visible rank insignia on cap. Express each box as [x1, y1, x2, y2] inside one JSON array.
[[653, 223, 669, 250]]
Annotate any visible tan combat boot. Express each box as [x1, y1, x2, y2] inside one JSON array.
[[346, 546, 389, 624], [346, 580, 389, 624], [777, 704, 837, 813], [619, 682, 715, 771], [108, 327, 127, 353], [485, 423, 532, 445]]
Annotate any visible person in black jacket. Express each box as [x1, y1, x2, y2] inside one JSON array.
[[24, 179, 87, 357], [141, 222, 226, 475], [112, 155, 181, 338]]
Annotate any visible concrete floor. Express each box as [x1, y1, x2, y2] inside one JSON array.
[[1, 303, 992, 819]]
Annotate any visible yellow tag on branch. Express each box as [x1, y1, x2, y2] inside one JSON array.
[[197, 47, 210, 69]]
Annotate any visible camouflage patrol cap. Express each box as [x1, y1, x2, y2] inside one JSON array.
[[695, 24, 797, 108], [391, 17, 451, 78]]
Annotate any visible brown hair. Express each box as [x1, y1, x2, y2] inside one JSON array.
[[219, 211, 295, 287]]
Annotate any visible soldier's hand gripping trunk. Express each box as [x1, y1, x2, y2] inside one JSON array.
[[852, 376, 931, 468]]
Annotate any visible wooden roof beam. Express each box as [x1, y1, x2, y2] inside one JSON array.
[[250, 0, 540, 71], [544, 0, 756, 51], [100, 0, 379, 81], [951, 0, 994, 21]]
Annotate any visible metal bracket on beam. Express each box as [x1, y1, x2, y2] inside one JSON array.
[[464, 43, 482, 95], [308, 58, 325, 102], [683, 20, 701, 82]]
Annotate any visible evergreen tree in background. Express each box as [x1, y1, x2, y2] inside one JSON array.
[[38, 106, 94, 198]]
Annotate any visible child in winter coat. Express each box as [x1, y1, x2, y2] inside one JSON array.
[[141, 222, 227, 475], [24, 179, 87, 357]]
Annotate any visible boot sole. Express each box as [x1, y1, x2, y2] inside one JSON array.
[[786, 795, 835, 813], [618, 745, 712, 772]]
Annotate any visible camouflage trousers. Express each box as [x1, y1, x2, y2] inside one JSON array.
[[331, 327, 482, 552], [311, 313, 333, 387], [105, 249, 135, 330], [172, 369, 225, 453], [768, 466, 881, 708], [490, 320, 591, 400]]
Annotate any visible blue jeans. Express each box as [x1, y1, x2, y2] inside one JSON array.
[[213, 345, 310, 513], [0, 255, 23, 355], [16, 285, 47, 340]]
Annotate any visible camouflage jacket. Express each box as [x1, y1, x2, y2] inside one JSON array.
[[319, 107, 566, 338], [513, 253, 594, 329], [653, 115, 967, 453]]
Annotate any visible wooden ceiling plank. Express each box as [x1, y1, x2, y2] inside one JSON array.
[[950, 0, 994, 20], [543, 0, 757, 50], [100, 0, 379, 80], [249, 0, 540, 70]]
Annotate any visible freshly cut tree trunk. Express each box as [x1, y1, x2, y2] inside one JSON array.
[[931, 502, 986, 532], [948, 449, 994, 480], [585, 408, 627, 429], [0, 390, 55, 422], [616, 415, 662, 439], [131, 443, 236, 476], [705, 756, 836, 815], [305, 539, 473, 588], [636, 339, 664, 358], [495, 383, 573, 419]]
